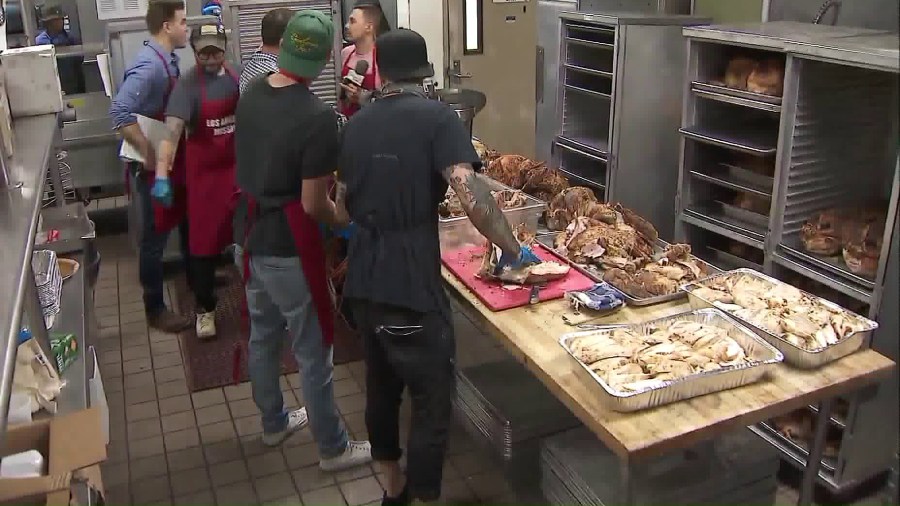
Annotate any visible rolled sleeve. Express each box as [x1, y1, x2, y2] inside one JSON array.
[[35, 32, 52, 45], [164, 76, 195, 124], [109, 61, 154, 129]]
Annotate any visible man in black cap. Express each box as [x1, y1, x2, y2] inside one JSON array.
[[338, 28, 538, 504]]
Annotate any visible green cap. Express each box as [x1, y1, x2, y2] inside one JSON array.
[[278, 10, 334, 79]]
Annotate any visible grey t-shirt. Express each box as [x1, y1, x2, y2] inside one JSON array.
[[166, 64, 242, 132]]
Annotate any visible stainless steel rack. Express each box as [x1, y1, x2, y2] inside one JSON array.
[[546, 10, 709, 240], [675, 21, 899, 493], [0, 114, 101, 503]]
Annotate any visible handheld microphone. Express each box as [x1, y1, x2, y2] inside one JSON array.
[[343, 60, 369, 87]]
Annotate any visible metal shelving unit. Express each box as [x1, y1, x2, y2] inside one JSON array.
[[1, 115, 100, 506], [675, 21, 899, 493], [547, 10, 709, 239]]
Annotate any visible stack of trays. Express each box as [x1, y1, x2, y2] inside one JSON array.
[[32, 249, 62, 328], [541, 427, 779, 506], [454, 360, 580, 461]]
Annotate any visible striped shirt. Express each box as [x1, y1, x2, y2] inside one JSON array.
[[239, 50, 278, 94]]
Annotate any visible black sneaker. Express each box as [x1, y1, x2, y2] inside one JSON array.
[[381, 484, 410, 506]]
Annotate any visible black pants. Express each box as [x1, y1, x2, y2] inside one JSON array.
[[191, 255, 218, 312], [349, 300, 456, 502], [131, 163, 191, 316]]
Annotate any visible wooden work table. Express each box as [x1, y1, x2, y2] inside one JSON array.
[[442, 267, 895, 474]]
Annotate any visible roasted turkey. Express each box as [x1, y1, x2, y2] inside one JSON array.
[[747, 58, 785, 97], [566, 320, 751, 393], [721, 57, 757, 90], [546, 187, 617, 231], [696, 273, 870, 350], [800, 206, 885, 278], [485, 154, 569, 202]]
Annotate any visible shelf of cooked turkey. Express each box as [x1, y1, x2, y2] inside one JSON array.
[[691, 52, 785, 112], [781, 204, 889, 288]]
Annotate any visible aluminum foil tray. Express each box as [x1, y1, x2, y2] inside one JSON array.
[[438, 177, 546, 223], [537, 234, 720, 307], [558, 308, 783, 412], [681, 268, 878, 369]]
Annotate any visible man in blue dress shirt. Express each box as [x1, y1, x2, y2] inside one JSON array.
[[35, 5, 79, 46], [109, 0, 191, 332]]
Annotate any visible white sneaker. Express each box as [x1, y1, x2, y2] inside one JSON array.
[[319, 440, 373, 472], [262, 408, 309, 447], [195, 311, 216, 339]]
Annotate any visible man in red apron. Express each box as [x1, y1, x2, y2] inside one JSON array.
[[153, 24, 240, 340], [109, 0, 192, 333], [338, 0, 389, 118], [233, 10, 372, 467]]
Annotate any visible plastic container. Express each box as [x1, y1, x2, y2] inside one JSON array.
[[439, 179, 547, 252], [0, 450, 44, 478], [7, 390, 32, 425]]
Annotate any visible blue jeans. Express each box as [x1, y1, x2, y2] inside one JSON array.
[[240, 249, 348, 457], [130, 163, 189, 316]]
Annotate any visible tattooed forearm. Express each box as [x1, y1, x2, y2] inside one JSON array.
[[444, 164, 520, 256], [155, 117, 185, 178]]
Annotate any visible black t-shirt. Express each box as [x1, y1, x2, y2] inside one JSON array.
[[234, 77, 338, 256], [339, 93, 481, 315]]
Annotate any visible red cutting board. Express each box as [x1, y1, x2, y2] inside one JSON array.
[[441, 243, 595, 311]]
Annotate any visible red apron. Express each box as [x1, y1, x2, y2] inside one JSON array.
[[339, 45, 378, 118], [185, 67, 240, 256], [241, 197, 335, 346], [124, 43, 187, 234]]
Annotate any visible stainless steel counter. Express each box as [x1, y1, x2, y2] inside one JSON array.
[[0, 114, 59, 449], [683, 21, 899, 72]]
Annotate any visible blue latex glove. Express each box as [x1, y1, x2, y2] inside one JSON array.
[[151, 177, 173, 207], [494, 245, 541, 275], [334, 222, 357, 240]]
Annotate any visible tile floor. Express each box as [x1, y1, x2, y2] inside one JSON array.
[[89, 224, 876, 506]]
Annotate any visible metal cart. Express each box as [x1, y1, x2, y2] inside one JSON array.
[[545, 10, 708, 241], [674, 21, 899, 495]]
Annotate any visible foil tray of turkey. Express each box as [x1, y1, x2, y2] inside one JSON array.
[[681, 269, 877, 369], [559, 308, 783, 412]]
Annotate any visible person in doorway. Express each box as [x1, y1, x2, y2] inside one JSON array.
[[338, 28, 539, 505], [36, 5, 79, 46], [153, 24, 240, 340], [109, 0, 192, 333], [239, 7, 293, 93], [234, 10, 372, 468], [338, 0, 390, 118]]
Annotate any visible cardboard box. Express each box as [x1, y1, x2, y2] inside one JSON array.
[[0, 408, 107, 506], [0, 45, 64, 118]]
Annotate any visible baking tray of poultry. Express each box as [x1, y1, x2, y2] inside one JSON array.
[[535, 187, 720, 306], [559, 308, 783, 412], [538, 234, 719, 307], [681, 269, 878, 368], [692, 54, 786, 105]]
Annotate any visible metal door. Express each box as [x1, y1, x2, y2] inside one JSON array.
[[535, 0, 576, 164], [447, 0, 537, 157]]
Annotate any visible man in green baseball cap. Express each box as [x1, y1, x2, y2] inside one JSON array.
[[234, 10, 372, 470], [36, 4, 79, 46], [276, 9, 334, 80]]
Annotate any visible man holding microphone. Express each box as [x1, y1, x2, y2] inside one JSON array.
[[153, 24, 241, 339], [339, 0, 390, 117]]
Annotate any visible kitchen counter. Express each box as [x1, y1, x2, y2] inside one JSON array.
[[442, 266, 895, 504]]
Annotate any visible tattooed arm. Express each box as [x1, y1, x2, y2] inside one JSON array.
[[443, 163, 520, 257], [155, 117, 185, 179]]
